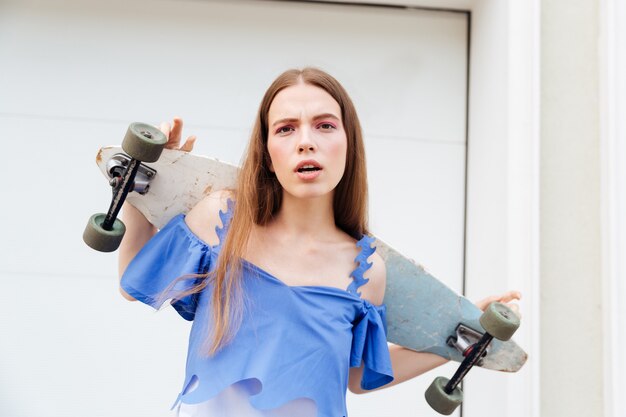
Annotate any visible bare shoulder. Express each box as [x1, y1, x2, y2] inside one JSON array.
[[184, 189, 234, 246], [360, 248, 387, 306]]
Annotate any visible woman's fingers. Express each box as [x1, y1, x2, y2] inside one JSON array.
[[161, 117, 191, 150], [497, 290, 522, 304], [180, 135, 196, 152], [160, 121, 175, 148], [475, 295, 499, 311], [158, 117, 197, 152], [475, 290, 522, 311], [169, 116, 183, 145], [477, 295, 497, 307]]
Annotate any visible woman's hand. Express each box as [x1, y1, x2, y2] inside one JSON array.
[[475, 290, 522, 318], [160, 116, 196, 151]]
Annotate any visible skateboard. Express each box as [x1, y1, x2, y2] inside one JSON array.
[[84, 123, 527, 415]]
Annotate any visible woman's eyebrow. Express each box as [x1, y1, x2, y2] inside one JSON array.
[[271, 113, 340, 127], [272, 117, 299, 127], [312, 113, 340, 122]]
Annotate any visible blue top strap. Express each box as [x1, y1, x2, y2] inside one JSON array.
[[347, 235, 376, 297], [214, 198, 235, 249]]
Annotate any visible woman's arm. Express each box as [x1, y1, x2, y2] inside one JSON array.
[[117, 202, 157, 300], [349, 345, 448, 394], [117, 116, 196, 300]]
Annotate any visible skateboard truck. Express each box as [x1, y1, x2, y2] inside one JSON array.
[[425, 302, 520, 415], [83, 123, 167, 252], [447, 324, 490, 366], [107, 153, 157, 195]]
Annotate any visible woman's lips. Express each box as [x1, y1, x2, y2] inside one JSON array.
[[296, 169, 322, 180], [295, 160, 323, 180]]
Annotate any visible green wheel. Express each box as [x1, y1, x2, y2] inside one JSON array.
[[425, 376, 463, 415], [121, 122, 167, 162], [479, 302, 521, 341], [83, 213, 126, 252]]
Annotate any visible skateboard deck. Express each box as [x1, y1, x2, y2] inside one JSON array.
[[96, 146, 527, 373]]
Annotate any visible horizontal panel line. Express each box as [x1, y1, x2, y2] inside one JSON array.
[[0, 111, 249, 133], [0, 268, 114, 282], [0, 111, 142, 126], [367, 133, 466, 146]]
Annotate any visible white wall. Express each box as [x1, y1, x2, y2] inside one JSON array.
[[541, 0, 604, 416], [600, 0, 626, 416], [0, 1, 470, 416]]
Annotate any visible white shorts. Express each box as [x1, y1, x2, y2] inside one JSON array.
[[174, 378, 317, 417]]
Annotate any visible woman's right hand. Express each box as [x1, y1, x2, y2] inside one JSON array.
[[160, 116, 197, 151]]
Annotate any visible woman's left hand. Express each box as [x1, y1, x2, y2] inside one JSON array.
[[475, 290, 522, 318], [160, 116, 196, 151]]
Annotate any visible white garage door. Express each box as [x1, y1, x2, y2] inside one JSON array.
[[0, 1, 468, 416]]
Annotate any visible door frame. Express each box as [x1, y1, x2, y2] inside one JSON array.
[[600, 1, 626, 416]]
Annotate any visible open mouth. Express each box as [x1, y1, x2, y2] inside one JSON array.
[[297, 165, 322, 173], [295, 160, 322, 173]]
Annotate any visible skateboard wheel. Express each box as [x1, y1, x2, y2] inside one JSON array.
[[425, 376, 463, 415], [83, 213, 126, 252], [479, 302, 520, 341], [122, 122, 167, 163]]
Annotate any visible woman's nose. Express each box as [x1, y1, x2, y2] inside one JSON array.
[[297, 129, 316, 153]]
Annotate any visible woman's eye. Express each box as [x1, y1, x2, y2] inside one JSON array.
[[318, 123, 336, 130], [276, 126, 294, 134]]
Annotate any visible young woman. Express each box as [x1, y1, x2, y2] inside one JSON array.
[[118, 68, 520, 417]]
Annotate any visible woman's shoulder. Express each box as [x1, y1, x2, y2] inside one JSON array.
[[184, 189, 235, 247]]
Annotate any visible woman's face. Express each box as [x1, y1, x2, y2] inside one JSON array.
[[267, 83, 348, 201]]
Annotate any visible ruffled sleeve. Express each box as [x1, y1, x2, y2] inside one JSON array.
[[350, 301, 394, 390], [120, 214, 212, 321]]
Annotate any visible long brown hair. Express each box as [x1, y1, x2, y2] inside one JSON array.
[[173, 68, 369, 355]]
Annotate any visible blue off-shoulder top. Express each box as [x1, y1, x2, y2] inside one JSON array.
[[120, 201, 394, 417]]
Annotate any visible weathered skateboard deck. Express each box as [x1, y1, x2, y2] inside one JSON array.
[[96, 146, 527, 373], [95, 146, 239, 223]]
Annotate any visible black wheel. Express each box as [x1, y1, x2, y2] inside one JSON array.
[[425, 376, 463, 415], [83, 213, 126, 252], [121, 122, 167, 162], [479, 301, 521, 341]]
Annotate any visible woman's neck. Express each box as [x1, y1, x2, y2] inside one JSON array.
[[270, 192, 338, 240]]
